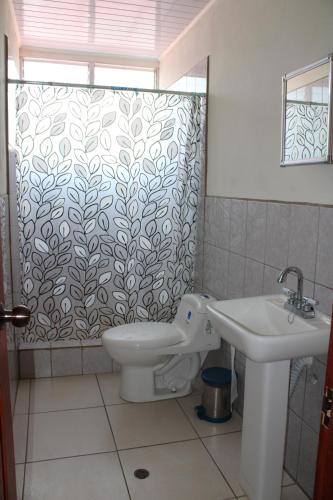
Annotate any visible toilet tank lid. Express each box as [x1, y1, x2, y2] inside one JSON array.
[[180, 293, 216, 313], [103, 322, 184, 349]]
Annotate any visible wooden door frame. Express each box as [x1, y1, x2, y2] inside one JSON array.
[[0, 34, 17, 500], [314, 306, 333, 499]]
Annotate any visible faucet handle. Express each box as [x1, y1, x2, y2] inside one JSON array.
[[303, 296, 319, 307], [282, 287, 296, 298], [282, 287, 297, 305]]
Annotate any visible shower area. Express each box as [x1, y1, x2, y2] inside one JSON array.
[[8, 80, 206, 376]]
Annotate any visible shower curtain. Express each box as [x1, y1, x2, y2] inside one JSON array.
[[15, 84, 205, 343]]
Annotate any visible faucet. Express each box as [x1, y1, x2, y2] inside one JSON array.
[[277, 266, 304, 307], [277, 266, 318, 318]]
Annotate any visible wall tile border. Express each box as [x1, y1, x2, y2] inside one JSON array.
[[19, 340, 114, 378]]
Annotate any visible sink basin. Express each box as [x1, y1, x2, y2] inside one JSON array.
[[207, 294, 331, 362]]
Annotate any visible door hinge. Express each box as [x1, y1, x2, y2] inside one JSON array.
[[321, 386, 333, 429]]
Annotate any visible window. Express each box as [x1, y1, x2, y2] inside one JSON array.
[[22, 59, 156, 89], [23, 60, 89, 85], [94, 65, 155, 89]]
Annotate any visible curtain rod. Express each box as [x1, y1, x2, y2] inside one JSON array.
[[8, 78, 206, 98], [287, 99, 328, 107]]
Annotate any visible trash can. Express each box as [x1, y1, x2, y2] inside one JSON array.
[[195, 367, 232, 423]]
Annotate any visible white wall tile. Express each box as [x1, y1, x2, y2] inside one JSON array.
[[82, 347, 113, 374], [227, 253, 245, 298], [265, 202, 290, 269], [288, 204, 319, 282], [316, 206, 333, 288], [229, 199, 247, 255], [203, 243, 229, 298], [20, 349, 51, 379], [297, 423, 319, 497], [244, 258, 264, 297], [245, 200, 266, 262], [51, 348, 82, 377]]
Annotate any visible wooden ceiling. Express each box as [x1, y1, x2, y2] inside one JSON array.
[[12, 0, 211, 59]]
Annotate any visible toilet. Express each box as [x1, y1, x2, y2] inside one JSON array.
[[102, 293, 221, 402]]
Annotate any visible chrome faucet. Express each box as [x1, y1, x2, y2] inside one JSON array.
[[278, 266, 304, 306], [277, 266, 318, 318]]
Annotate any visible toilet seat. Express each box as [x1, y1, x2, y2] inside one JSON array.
[[103, 322, 184, 350]]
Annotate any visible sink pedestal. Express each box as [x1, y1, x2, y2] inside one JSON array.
[[240, 359, 290, 500]]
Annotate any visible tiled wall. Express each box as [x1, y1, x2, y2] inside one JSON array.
[[19, 339, 119, 379], [195, 195, 333, 499]]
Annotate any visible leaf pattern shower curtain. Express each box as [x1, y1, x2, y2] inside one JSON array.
[[15, 84, 205, 343]]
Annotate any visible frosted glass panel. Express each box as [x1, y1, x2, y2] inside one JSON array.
[[94, 66, 155, 89], [24, 60, 89, 84]]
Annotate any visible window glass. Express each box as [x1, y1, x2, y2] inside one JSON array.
[[94, 65, 155, 89], [23, 60, 89, 84]]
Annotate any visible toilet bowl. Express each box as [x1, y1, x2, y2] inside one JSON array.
[[102, 293, 221, 402]]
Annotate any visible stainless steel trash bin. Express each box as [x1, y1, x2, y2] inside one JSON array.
[[196, 367, 232, 423]]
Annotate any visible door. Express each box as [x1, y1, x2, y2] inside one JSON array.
[[0, 33, 16, 500], [313, 306, 333, 500], [0, 234, 17, 500]]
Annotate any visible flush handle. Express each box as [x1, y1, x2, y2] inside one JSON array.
[[0, 304, 30, 328]]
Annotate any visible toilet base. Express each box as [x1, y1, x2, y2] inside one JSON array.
[[120, 365, 193, 402]]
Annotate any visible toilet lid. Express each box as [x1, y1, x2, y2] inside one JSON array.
[[103, 322, 184, 349]]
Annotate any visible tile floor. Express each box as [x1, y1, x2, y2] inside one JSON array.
[[14, 373, 310, 500]]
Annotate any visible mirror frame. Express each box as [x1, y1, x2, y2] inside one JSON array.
[[281, 53, 333, 167]]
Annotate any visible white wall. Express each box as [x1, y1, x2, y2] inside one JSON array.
[[159, 0, 333, 205], [0, 0, 20, 194]]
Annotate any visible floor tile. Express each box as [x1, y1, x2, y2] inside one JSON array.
[[119, 439, 233, 500], [16, 464, 25, 500], [15, 380, 30, 414], [27, 407, 115, 462], [282, 470, 294, 486], [97, 372, 124, 405], [203, 431, 244, 496], [107, 400, 196, 450], [14, 414, 28, 464], [238, 483, 308, 499], [204, 432, 296, 499], [24, 452, 129, 500], [177, 393, 243, 437], [30, 375, 103, 413], [281, 484, 309, 500]]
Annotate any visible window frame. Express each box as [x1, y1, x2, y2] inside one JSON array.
[[22, 58, 157, 89]]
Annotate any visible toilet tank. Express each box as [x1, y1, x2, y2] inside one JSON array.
[[174, 293, 219, 350]]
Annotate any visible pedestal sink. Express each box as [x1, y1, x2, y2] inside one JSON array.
[[207, 294, 331, 500]]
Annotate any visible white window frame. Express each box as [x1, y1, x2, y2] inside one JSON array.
[[21, 58, 157, 89]]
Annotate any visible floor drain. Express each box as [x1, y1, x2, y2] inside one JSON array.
[[134, 469, 150, 479]]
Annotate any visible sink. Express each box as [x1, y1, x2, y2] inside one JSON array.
[[207, 294, 331, 362], [207, 294, 331, 500]]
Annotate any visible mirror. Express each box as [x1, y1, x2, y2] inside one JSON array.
[[281, 55, 333, 166]]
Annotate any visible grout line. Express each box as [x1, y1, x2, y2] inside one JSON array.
[[313, 206, 321, 298], [28, 404, 105, 415], [25, 449, 118, 465], [95, 374, 132, 500], [175, 398, 201, 438], [175, 398, 239, 498], [21, 379, 32, 500], [80, 346, 84, 375], [117, 436, 200, 453], [204, 194, 333, 209], [200, 435, 241, 499]]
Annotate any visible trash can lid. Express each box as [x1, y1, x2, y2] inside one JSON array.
[[201, 367, 232, 387]]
